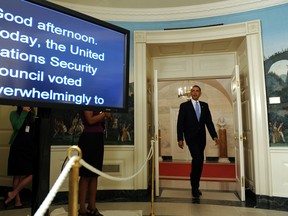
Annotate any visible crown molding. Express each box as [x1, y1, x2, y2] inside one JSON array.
[[48, 0, 287, 22]]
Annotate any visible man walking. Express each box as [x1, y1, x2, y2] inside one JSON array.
[[177, 85, 219, 198]]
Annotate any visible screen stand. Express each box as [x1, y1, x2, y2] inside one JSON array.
[[31, 108, 51, 216]]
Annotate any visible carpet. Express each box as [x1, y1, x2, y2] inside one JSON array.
[[159, 161, 236, 181], [161, 189, 239, 201]]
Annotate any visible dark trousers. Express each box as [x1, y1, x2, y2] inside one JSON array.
[[190, 153, 204, 189]]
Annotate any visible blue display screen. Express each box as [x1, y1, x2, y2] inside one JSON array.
[[0, 0, 129, 112]]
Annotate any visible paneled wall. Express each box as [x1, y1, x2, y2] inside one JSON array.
[[0, 105, 17, 186], [50, 145, 135, 191], [155, 53, 236, 79], [270, 149, 288, 197]]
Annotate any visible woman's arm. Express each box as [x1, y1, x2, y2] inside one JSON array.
[[10, 110, 29, 130], [83, 111, 109, 125]]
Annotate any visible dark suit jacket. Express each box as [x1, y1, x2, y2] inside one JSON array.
[[177, 100, 217, 152]]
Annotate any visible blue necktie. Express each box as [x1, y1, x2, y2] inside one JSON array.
[[195, 101, 200, 121]]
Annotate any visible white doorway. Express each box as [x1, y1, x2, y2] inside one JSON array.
[[134, 20, 268, 197], [159, 79, 234, 162]]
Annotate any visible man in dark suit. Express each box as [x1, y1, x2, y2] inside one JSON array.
[[177, 85, 219, 198]]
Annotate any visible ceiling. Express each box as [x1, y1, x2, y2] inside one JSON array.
[[51, 0, 229, 9], [49, 0, 282, 22], [49, 0, 246, 56]]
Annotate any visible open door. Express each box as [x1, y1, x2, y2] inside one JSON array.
[[152, 69, 160, 196], [231, 65, 245, 201]]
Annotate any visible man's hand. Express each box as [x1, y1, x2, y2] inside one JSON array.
[[214, 137, 220, 145], [178, 140, 184, 149]]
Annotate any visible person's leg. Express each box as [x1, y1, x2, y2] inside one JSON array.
[[5, 175, 32, 205], [191, 154, 203, 189], [188, 144, 202, 187], [12, 176, 22, 206], [87, 177, 103, 215], [78, 177, 89, 214], [190, 154, 204, 198], [188, 143, 204, 198], [87, 177, 98, 211]]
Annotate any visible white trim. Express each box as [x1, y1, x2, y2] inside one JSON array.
[[133, 40, 149, 189], [134, 20, 271, 195], [48, 0, 286, 21], [245, 26, 270, 195]]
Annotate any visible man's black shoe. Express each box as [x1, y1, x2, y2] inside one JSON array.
[[192, 189, 202, 198], [192, 192, 200, 198]]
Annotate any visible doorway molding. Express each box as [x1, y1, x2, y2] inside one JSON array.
[[134, 20, 270, 196]]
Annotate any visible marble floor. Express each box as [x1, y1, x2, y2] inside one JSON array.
[[1, 201, 288, 216], [1, 180, 288, 216]]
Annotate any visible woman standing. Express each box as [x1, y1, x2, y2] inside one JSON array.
[[78, 110, 110, 216], [4, 106, 35, 208]]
